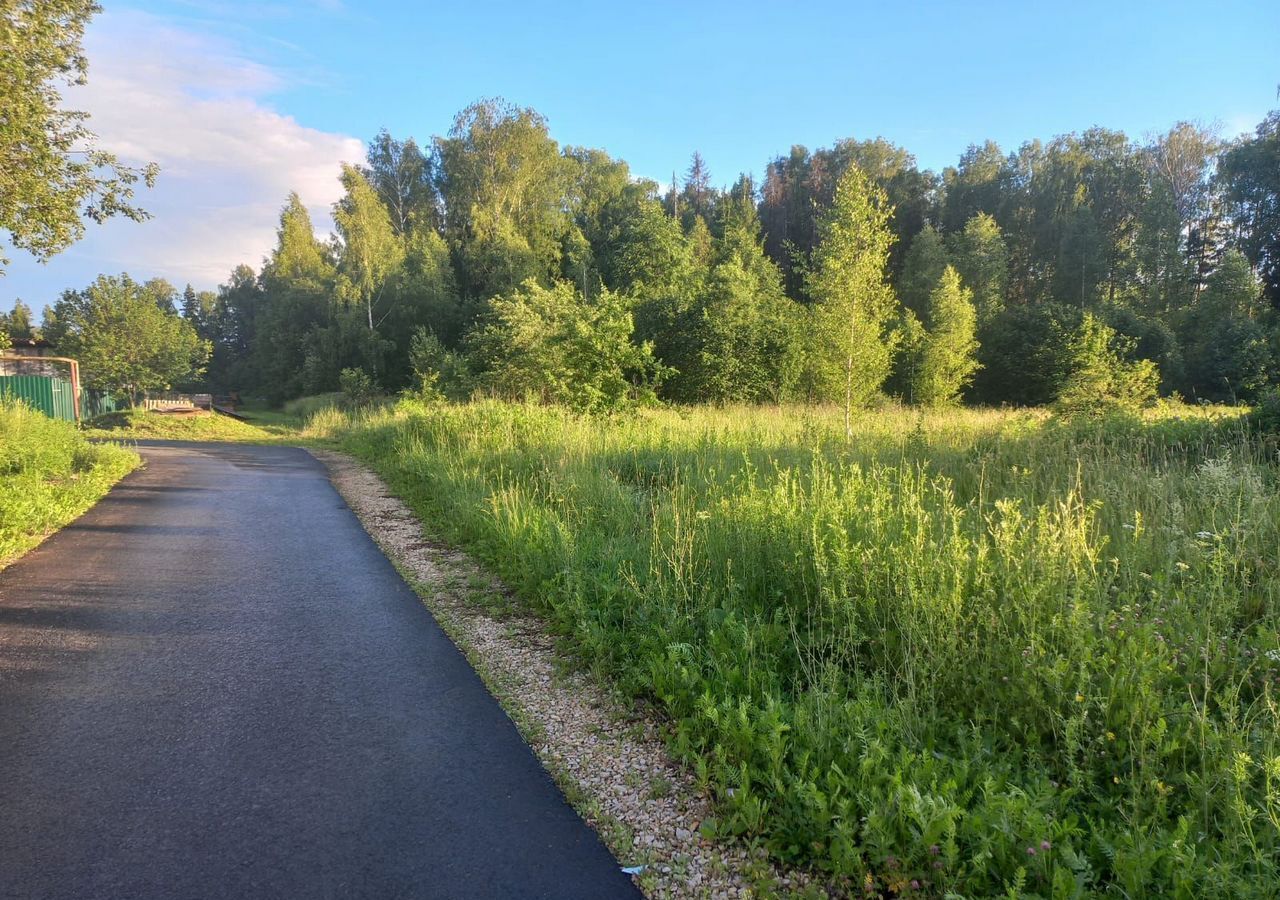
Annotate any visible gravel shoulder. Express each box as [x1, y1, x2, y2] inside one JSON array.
[[312, 449, 823, 900]]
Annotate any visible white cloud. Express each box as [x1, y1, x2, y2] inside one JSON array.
[[65, 9, 364, 287]]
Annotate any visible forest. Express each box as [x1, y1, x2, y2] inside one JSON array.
[[26, 97, 1275, 415]]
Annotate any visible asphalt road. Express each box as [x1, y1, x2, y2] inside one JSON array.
[[0, 442, 641, 900]]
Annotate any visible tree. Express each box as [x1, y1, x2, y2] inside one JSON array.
[[470, 279, 665, 411], [1218, 111, 1280, 307], [674, 182, 803, 403], [805, 166, 899, 435], [4, 301, 36, 341], [972, 304, 1076, 406], [252, 194, 336, 401], [898, 225, 950, 322], [43, 274, 209, 402], [912, 266, 980, 405], [360, 129, 436, 234], [434, 99, 572, 304], [1176, 251, 1273, 402], [1056, 312, 1159, 415], [948, 213, 1008, 323], [940, 141, 1008, 234], [0, 1, 157, 273], [334, 165, 404, 333]]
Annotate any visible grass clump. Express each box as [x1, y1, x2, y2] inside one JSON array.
[[82, 408, 281, 442], [1, 400, 139, 566], [328, 398, 1279, 896]]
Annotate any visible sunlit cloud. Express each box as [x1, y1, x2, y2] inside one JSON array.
[[58, 9, 363, 287]]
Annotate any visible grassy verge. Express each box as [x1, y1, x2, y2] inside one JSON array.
[[1, 400, 140, 568], [82, 408, 286, 442], [311, 398, 1279, 896]]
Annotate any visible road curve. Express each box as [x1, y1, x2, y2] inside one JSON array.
[[0, 442, 641, 900]]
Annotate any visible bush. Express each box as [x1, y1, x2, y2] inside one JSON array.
[[338, 367, 378, 408], [1, 400, 138, 565], [1056, 313, 1160, 416], [470, 279, 666, 412]]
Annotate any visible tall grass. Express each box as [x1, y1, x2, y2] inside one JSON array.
[[324, 399, 1279, 896], [1, 400, 139, 566]]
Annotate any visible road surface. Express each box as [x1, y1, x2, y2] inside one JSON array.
[[0, 442, 641, 900]]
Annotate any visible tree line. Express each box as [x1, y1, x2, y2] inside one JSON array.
[[19, 98, 1280, 412]]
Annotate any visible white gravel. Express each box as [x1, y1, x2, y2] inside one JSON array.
[[312, 449, 824, 899]]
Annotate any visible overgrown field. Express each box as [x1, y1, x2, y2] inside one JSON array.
[[0, 401, 139, 567], [313, 400, 1280, 896]]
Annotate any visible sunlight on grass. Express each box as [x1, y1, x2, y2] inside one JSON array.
[[1, 400, 139, 567], [320, 398, 1278, 895]]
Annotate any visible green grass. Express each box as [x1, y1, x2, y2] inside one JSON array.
[[82, 408, 286, 442], [1, 400, 140, 567], [315, 398, 1280, 896]]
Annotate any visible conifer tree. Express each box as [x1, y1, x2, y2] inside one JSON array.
[[913, 266, 980, 405]]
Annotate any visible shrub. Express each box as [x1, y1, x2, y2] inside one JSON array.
[[1056, 313, 1160, 416], [1, 399, 138, 565]]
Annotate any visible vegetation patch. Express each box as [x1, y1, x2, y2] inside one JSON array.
[[82, 408, 283, 442], [324, 398, 1278, 896], [1, 400, 139, 567]]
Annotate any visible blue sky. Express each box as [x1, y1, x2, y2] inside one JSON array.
[[4, 0, 1277, 313]]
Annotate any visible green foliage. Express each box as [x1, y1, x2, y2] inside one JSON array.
[[338, 367, 378, 408], [1218, 111, 1280, 306], [471, 279, 665, 411], [2, 300, 36, 342], [0, 398, 138, 566], [805, 166, 900, 429], [898, 224, 950, 322], [334, 164, 405, 333], [947, 213, 1008, 323], [407, 327, 471, 401], [435, 99, 572, 303], [185, 101, 1280, 411], [81, 408, 279, 442], [43, 274, 209, 402], [1176, 252, 1273, 403], [973, 304, 1076, 406], [329, 399, 1279, 896], [670, 186, 804, 403], [0, 0, 157, 272], [912, 266, 980, 406], [1057, 313, 1160, 416]]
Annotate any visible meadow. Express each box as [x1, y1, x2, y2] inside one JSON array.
[[305, 399, 1280, 896], [0, 400, 139, 567]]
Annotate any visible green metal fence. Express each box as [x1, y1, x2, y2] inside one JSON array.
[[0, 375, 79, 422], [82, 390, 118, 420]]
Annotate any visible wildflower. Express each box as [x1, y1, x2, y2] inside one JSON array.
[[928, 844, 940, 856], [933, 861, 943, 870], [1026, 846, 1037, 856], [1041, 840, 1051, 851], [911, 880, 920, 890], [1175, 561, 1189, 571], [1075, 693, 1085, 703], [1113, 775, 1120, 784], [1107, 731, 1116, 741]]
